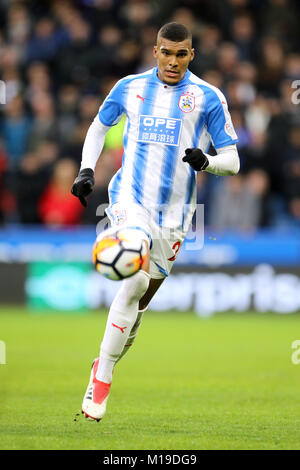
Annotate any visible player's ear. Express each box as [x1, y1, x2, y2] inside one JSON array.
[[190, 48, 195, 62], [153, 45, 158, 58]]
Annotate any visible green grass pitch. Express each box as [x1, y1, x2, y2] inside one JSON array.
[[0, 307, 300, 450]]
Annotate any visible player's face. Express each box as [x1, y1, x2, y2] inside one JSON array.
[[153, 37, 194, 85]]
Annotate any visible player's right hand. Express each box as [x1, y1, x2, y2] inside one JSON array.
[[71, 168, 95, 207]]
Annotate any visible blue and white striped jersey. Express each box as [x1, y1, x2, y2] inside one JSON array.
[[99, 67, 238, 231]]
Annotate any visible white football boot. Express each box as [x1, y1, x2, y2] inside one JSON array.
[[81, 357, 111, 422]]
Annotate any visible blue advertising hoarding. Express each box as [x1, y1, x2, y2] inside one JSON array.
[[0, 225, 299, 266]]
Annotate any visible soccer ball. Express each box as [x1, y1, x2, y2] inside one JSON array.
[[92, 229, 147, 281]]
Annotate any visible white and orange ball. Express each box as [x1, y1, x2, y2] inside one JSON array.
[[92, 229, 148, 280]]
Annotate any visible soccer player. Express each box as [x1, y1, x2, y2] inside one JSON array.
[[71, 22, 240, 421]]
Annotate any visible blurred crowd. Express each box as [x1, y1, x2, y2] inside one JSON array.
[[0, 0, 300, 232]]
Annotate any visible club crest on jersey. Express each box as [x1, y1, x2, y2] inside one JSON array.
[[178, 92, 195, 113]]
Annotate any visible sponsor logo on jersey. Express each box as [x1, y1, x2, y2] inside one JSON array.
[[137, 115, 182, 146], [178, 92, 195, 113]]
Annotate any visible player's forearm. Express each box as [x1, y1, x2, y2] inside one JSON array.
[[80, 117, 110, 171], [205, 144, 240, 176]]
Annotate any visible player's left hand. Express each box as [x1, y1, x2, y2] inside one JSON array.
[[182, 148, 209, 171]]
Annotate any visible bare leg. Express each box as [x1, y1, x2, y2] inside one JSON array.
[[138, 277, 165, 310]]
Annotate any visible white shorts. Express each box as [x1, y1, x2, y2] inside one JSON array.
[[105, 203, 185, 279]]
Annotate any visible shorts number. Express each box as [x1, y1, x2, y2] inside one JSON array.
[[168, 241, 181, 261]]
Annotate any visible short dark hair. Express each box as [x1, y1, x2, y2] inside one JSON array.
[[157, 22, 192, 44]]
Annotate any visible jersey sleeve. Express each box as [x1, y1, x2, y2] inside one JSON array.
[[205, 88, 238, 149], [98, 79, 125, 127]]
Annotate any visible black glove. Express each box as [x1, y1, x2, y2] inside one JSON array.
[[182, 148, 209, 171], [71, 168, 95, 207]]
